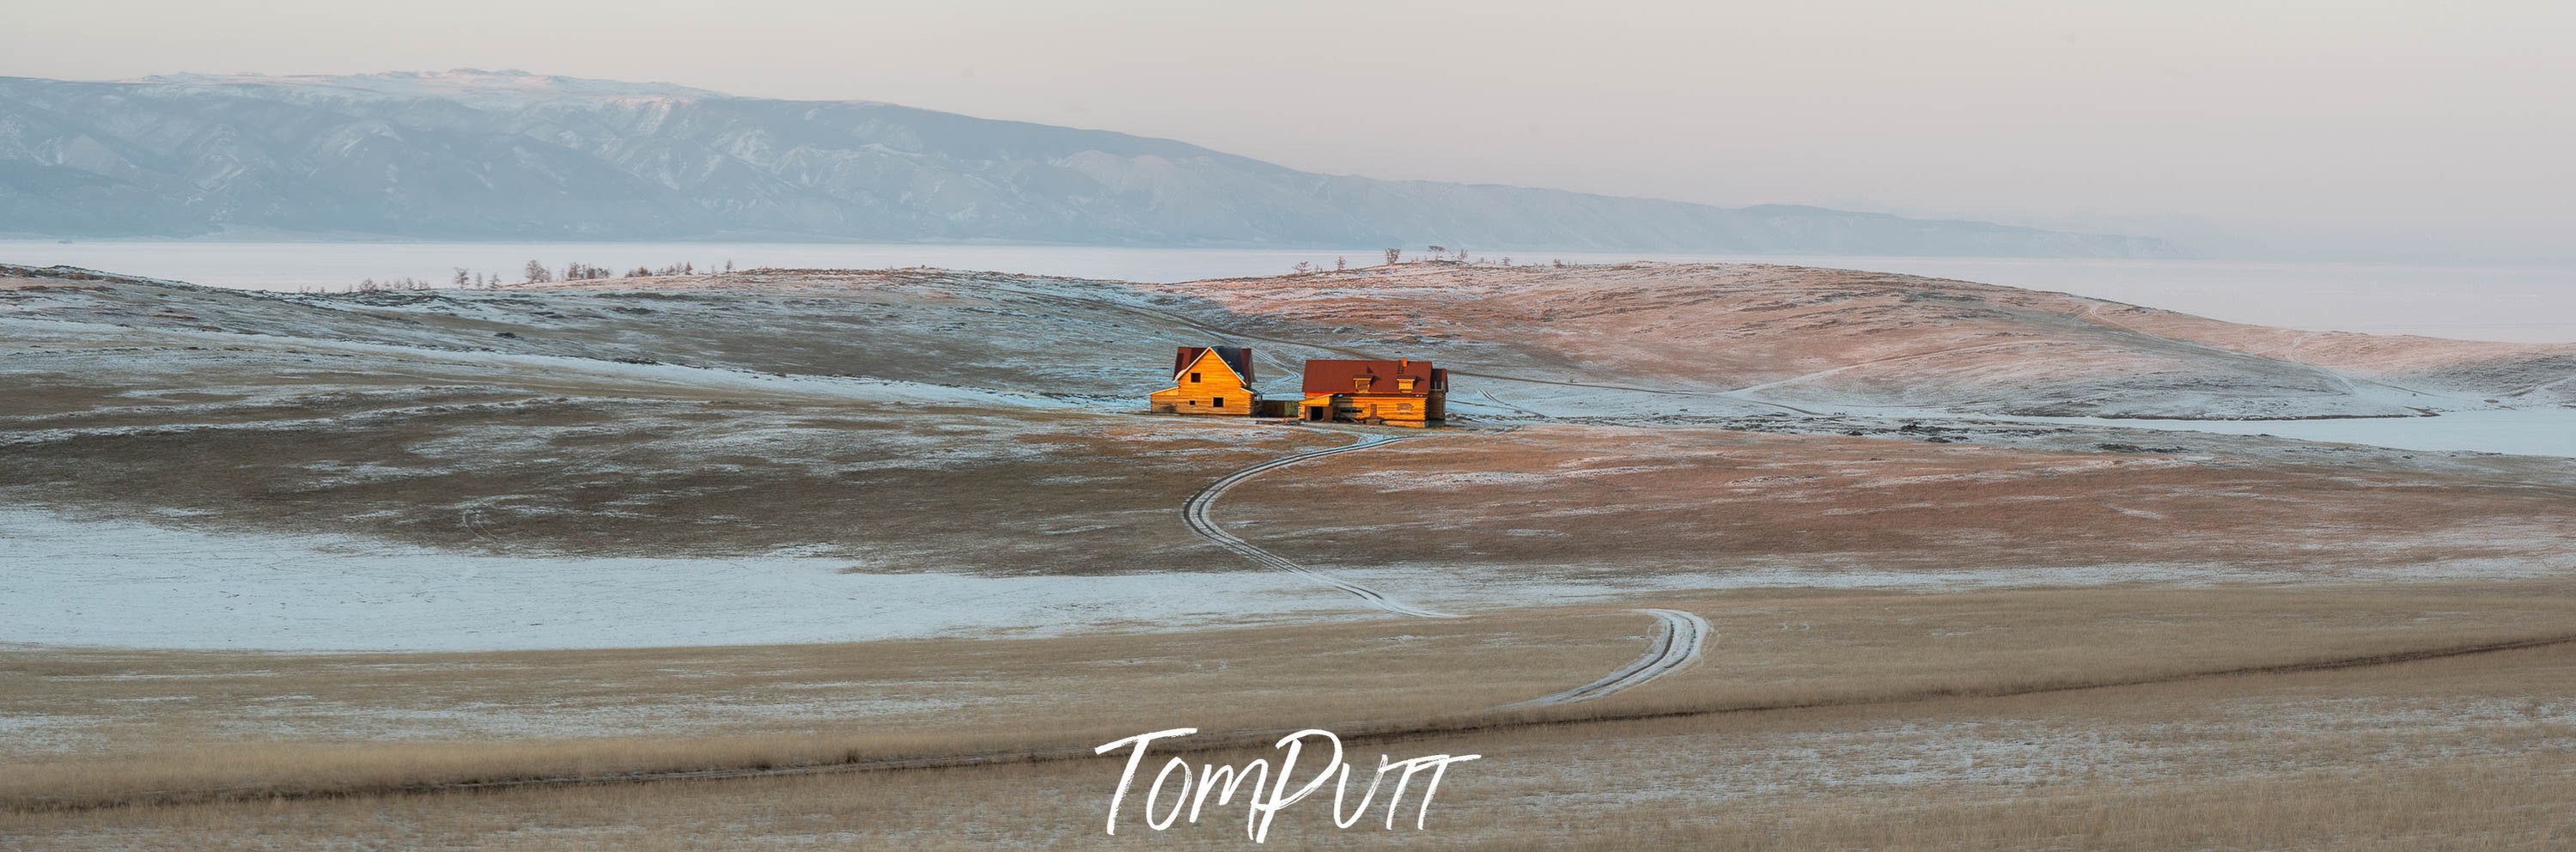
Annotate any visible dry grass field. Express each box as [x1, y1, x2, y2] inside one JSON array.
[[1223, 423, 2576, 577], [0, 607, 1647, 812], [7, 262, 2573, 849], [1165, 262, 2576, 417], [0, 315, 1343, 570], [10, 584, 2576, 849]]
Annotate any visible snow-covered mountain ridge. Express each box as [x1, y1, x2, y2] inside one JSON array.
[[0, 70, 2177, 254]]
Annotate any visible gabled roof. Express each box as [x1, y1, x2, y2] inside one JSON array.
[[1302, 358, 1443, 399], [1174, 346, 1254, 382]]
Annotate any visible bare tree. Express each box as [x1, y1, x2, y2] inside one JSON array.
[[1454, 248, 1469, 261], [523, 259, 551, 283], [1427, 245, 1446, 257], [1383, 248, 1401, 265], [1335, 256, 1347, 271], [453, 268, 470, 288], [1293, 261, 1312, 274], [723, 259, 734, 272], [1501, 257, 1512, 266]]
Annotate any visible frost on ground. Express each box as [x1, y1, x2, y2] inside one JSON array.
[[1218, 424, 2576, 581], [6, 263, 2576, 653], [1164, 261, 2576, 418], [1496, 684, 2576, 814]]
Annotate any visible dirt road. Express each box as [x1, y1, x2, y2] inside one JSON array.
[[1178, 428, 1713, 705], [1497, 609, 1713, 709], [1178, 429, 1456, 618]]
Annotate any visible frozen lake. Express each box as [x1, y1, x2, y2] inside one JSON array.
[[13, 501, 2563, 651], [0, 508, 1386, 651], [5, 240, 2573, 343]]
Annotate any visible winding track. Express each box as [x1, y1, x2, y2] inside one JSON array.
[[1179, 431, 1457, 618], [1497, 609, 1714, 709], [1180, 428, 1713, 703]]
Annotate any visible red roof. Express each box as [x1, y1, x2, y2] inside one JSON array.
[[1302, 359, 1444, 398]]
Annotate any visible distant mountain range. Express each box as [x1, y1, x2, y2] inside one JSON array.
[[0, 70, 2179, 256]]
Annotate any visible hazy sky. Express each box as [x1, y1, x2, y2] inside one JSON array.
[[8, 1, 2573, 261]]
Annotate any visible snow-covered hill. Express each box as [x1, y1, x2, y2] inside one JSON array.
[[0, 70, 2178, 254]]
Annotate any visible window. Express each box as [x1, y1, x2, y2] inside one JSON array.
[[1214, 397, 1227, 408], [1398, 403, 1413, 412], [1353, 376, 1373, 392], [1190, 372, 1202, 383], [1398, 377, 1416, 391]]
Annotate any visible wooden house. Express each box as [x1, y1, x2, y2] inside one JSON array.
[[1148, 345, 1260, 416], [1300, 358, 1446, 427]]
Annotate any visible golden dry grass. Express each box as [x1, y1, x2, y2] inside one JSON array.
[[0, 608, 1645, 812], [1224, 423, 2576, 575], [1160, 261, 2576, 413], [14, 617, 2576, 850], [1557, 583, 2576, 716], [12, 583, 2576, 825]]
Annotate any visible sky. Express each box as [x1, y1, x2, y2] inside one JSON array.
[[6, 0, 2573, 262]]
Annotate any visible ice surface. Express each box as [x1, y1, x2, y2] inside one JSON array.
[[0, 508, 1368, 651]]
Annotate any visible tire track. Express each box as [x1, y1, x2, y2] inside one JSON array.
[[1469, 389, 1544, 418], [1182, 428, 1712, 709], [1496, 609, 1712, 709], [1179, 430, 1457, 618]]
